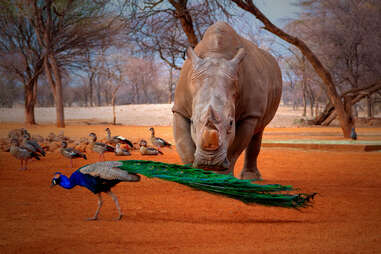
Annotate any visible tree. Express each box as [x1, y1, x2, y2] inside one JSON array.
[[26, 0, 124, 127], [229, 0, 355, 137], [0, 1, 43, 124], [125, 0, 234, 70], [291, 0, 381, 122]]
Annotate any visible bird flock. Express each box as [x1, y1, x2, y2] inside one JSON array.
[[6, 127, 171, 170], [5, 127, 172, 220]]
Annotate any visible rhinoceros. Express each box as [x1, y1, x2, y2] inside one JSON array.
[[172, 22, 282, 180]]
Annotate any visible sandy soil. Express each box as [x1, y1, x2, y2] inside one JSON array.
[[0, 123, 380, 253]]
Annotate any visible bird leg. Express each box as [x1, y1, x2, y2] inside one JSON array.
[[19, 160, 24, 170], [88, 193, 103, 221], [70, 159, 73, 169], [107, 191, 123, 220], [24, 159, 28, 170]]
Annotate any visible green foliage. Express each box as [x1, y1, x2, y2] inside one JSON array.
[[119, 160, 315, 208]]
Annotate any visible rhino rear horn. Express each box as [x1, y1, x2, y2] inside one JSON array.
[[229, 48, 246, 69], [187, 47, 201, 68]]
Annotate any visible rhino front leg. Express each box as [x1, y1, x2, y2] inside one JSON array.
[[226, 118, 257, 175], [239, 131, 263, 180], [173, 112, 196, 164]]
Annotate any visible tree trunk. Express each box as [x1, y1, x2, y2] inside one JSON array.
[[343, 95, 354, 126], [24, 80, 37, 125], [96, 82, 101, 106], [367, 96, 373, 119], [111, 86, 120, 125], [168, 0, 198, 48], [301, 55, 307, 116], [48, 55, 65, 128], [302, 87, 307, 117], [231, 0, 353, 137], [309, 89, 315, 117], [89, 74, 94, 106], [168, 67, 173, 104], [104, 88, 110, 105], [322, 112, 337, 126], [315, 102, 319, 117], [133, 84, 140, 104], [112, 95, 116, 125], [310, 99, 314, 117]]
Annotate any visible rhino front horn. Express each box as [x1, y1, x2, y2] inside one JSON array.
[[201, 128, 219, 151]]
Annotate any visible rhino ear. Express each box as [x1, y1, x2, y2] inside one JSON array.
[[187, 47, 201, 68], [229, 48, 246, 70]]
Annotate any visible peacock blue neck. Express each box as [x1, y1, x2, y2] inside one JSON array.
[[58, 174, 78, 189]]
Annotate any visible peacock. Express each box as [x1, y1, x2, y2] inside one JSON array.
[[51, 161, 141, 220], [149, 127, 171, 151], [51, 160, 315, 220]]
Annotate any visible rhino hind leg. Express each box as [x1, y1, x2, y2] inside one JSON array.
[[239, 131, 263, 180], [173, 112, 196, 164]]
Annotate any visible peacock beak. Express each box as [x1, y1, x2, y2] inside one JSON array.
[[50, 179, 57, 187]]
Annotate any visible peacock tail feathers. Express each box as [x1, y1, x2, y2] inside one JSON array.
[[117, 160, 315, 208]]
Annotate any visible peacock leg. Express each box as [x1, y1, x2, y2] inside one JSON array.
[[107, 191, 123, 220], [88, 193, 103, 221], [70, 159, 73, 169], [19, 160, 24, 170]]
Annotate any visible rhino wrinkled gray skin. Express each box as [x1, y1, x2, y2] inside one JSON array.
[[172, 22, 282, 180]]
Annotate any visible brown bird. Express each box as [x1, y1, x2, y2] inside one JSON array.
[[149, 127, 171, 152], [8, 128, 27, 142], [139, 139, 163, 155], [9, 139, 40, 170], [115, 143, 131, 156], [60, 141, 87, 169], [22, 134, 46, 157], [89, 133, 115, 161], [105, 128, 133, 148]]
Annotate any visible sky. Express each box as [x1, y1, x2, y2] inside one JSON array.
[[254, 0, 301, 27]]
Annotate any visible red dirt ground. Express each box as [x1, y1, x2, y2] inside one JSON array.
[[0, 124, 380, 253]]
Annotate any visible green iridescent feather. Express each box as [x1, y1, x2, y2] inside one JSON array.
[[118, 160, 315, 208]]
